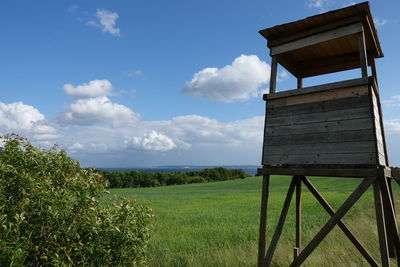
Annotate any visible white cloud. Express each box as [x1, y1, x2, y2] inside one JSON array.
[[148, 115, 264, 146], [68, 5, 79, 13], [32, 124, 62, 140], [64, 80, 114, 98], [374, 17, 388, 27], [126, 70, 144, 78], [88, 9, 120, 36], [0, 101, 59, 141], [126, 131, 176, 152], [385, 119, 400, 134], [60, 79, 140, 126], [383, 95, 400, 107], [60, 96, 140, 126], [182, 55, 270, 102], [307, 0, 330, 12], [342, 1, 357, 7], [277, 70, 289, 82], [68, 142, 84, 153], [0, 102, 44, 131]]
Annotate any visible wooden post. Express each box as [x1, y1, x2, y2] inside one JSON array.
[[258, 174, 270, 267], [373, 178, 390, 266], [297, 78, 302, 89], [293, 247, 299, 259], [269, 57, 278, 94], [295, 176, 301, 257], [357, 29, 368, 78], [370, 57, 379, 88], [264, 177, 296, 266], [382, 184, 396, 258], [379, 173, 400, 264]]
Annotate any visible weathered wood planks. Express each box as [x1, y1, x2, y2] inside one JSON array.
[[266, 106, 372, 126], [262, 81, 384, 166], [267, 85, 368, 107], [258, 165, 382, 178], [265, 118, 374, 136], [267, 94, 370, 117], [263, 153, 377, 165], [265, 141, 376, 155], [265, 129, 376, 146]]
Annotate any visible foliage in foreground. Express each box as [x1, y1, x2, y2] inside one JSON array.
[[97, 167, 251, 188], [0, 135, 152, 266]]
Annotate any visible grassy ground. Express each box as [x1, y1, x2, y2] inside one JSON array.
[[109, 176, 400, 266]]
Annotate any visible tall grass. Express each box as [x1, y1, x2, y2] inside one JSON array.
[[110, 176, 399, 266]]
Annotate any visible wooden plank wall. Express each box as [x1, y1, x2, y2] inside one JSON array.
[[263, 84, 380, 165]]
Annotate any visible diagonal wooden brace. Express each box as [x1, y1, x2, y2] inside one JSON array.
[[301, 176, 378, 266], [290, 176, 376, 267]]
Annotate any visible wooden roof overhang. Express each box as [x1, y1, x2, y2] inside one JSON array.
[[259, 2, 383, 78]]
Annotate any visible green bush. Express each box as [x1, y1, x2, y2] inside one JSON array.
[[0, 135, 152, 266]]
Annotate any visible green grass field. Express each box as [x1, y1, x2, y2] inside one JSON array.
[[109, 176, 399, 266]]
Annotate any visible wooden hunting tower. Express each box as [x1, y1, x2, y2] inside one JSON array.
[[257, 2, 400, 266]]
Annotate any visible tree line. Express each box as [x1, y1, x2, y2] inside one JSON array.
[[96, 167, 252, 188]]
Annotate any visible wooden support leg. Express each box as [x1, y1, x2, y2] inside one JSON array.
[[383, 181, 396, 258], [301, 177, 378, 266], [264, 177, 296, 266], [258, 174, 270, 267], [373, 178, 390, 266], [295, 175, 301, 259], [290, 177, 375, 267], [388, 177, 399, 261], [379, 174, 400, 265]]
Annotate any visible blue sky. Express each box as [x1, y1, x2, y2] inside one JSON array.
[[0, 0, 399, 167]]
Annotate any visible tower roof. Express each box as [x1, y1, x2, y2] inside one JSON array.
[[259, 2, 383, 78]]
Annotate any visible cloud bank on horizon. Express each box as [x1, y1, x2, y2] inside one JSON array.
[[0, 54, 269, 167]]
